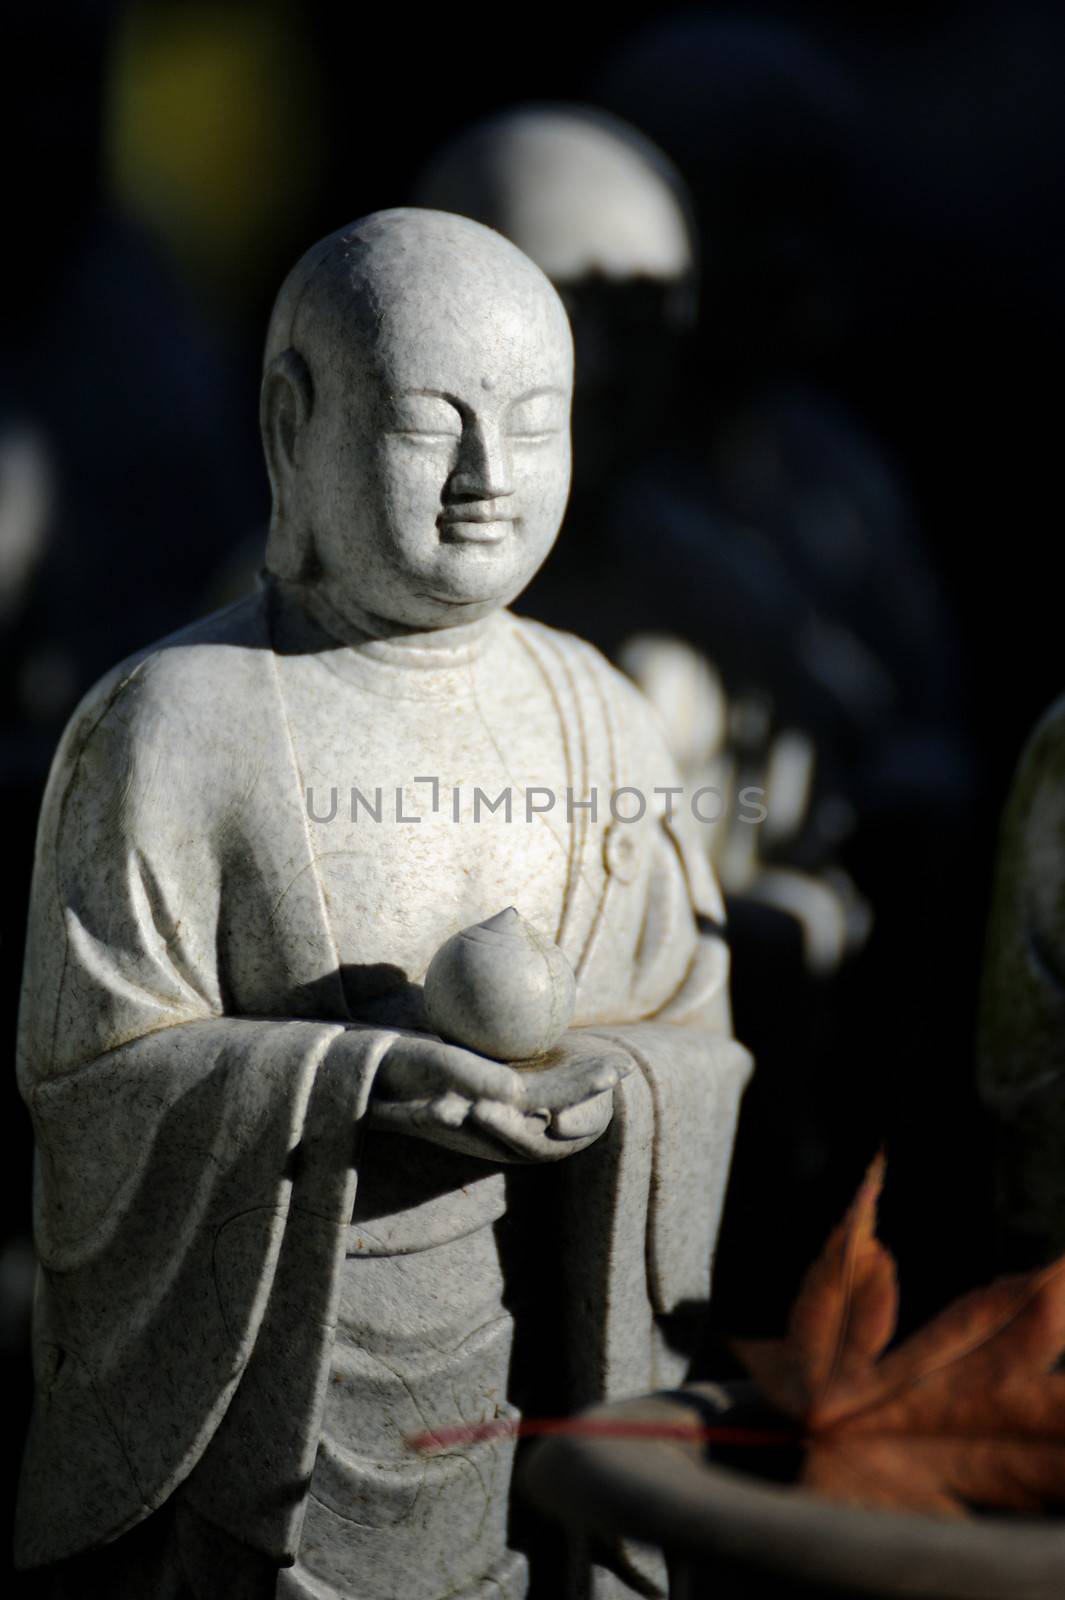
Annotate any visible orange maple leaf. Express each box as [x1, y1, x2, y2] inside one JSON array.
[[733, 1152, 1065, 1516]]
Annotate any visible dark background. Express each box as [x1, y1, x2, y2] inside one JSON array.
[[2, 0, 1064, 1583]]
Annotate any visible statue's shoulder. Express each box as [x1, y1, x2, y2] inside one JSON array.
[[50, 594, 274, 809], [65, 592, 270, 744]]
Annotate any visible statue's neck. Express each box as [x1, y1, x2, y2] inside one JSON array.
[[269, 579, 502, 672]]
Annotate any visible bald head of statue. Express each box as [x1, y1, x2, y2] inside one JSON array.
[[260, 208, 574, 635]]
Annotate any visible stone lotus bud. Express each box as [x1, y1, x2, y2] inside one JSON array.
[[424, 906, 576, 1062]]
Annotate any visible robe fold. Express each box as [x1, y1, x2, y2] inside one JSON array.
[[15, 585, 751, 1586]]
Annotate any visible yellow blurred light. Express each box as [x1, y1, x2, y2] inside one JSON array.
[[106, 0, 323, 304]]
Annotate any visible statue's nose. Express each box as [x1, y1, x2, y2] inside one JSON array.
[[447, 420, 514, 502]]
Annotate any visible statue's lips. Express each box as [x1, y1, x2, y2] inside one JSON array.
[[437, 511, 516, 545]]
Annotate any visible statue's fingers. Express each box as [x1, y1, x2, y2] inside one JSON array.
[[372, 1091, 472, 1131], [471, 1098, 551, 1156], [410, 1037, 524, 1104], [470, 1098, 610, 1161], [563, 1048, 633, 1081], [569, 1052, 633, 1091], [415, 1090, 469, 1128], [516, 1064, 601, 1113], [550, 1093, 614, 1141], [517, 1052, 629, 1113]]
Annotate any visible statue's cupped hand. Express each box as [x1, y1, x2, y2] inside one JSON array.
[[343, 1030, 631, 1162]]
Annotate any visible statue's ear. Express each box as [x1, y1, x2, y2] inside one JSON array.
[[261, 347, 314, 516]]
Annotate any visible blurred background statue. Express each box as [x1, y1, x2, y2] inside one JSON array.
[[979, 695, 1065, 1268]]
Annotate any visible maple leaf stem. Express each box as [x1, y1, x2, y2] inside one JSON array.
[[407, 1419, 801, 1453]]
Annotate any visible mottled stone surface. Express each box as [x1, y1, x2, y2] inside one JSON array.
[[16, 209, 751, 1598]]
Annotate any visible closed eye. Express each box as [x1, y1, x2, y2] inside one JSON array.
[[507, 391, 567, 439], [390, 428, 461, 442], [390, 393, 463, 438]]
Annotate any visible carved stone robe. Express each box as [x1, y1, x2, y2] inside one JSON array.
[[15, 583, 750, 1596]]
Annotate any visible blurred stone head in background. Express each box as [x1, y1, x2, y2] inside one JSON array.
[[414, 105, 697, 484]]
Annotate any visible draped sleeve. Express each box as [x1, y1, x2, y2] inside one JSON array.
[[15, 618, 392, 1570]]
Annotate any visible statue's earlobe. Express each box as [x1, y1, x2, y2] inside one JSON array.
[[262, 347, 313, 487], [261, 348, 314, 578]]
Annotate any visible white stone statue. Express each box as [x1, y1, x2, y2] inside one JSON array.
[[14, 209, 751, 1599]]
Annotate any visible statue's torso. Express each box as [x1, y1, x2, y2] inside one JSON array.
[[275, 615, 572, 990], [269, 618, 572, 1597]]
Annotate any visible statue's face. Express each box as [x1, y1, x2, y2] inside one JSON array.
[[299, 269, 572, 632]]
